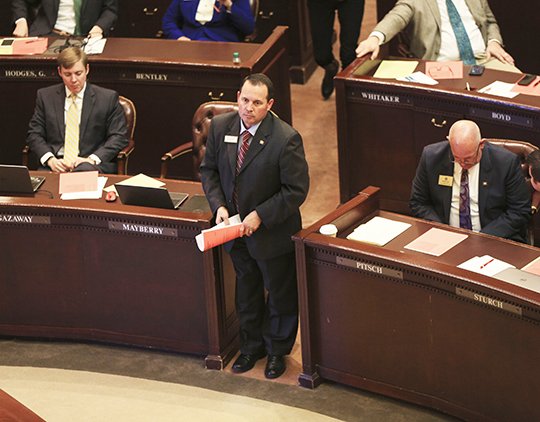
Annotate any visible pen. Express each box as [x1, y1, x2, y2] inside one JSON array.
[[466, 82, 471, 91], [480, 258, 494, 269], [533, 78, 540, 88], [214, 4, 220, 13]]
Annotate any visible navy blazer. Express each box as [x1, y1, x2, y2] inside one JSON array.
[[12, 0, 118, 36], [410, 141, 531, 242], [162, 0, 254, 41], [200, 111, 310, 260], [26, 82, 128, 174]]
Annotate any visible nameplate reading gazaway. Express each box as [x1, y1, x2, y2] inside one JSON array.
[[108, 221, 177, 237], [469, 107, 533, 128], [336, 257, 403, 279], [0, 215, 50, 224], [456, 287, 522, 316]]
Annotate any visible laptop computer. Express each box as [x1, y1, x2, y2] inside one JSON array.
[[492, 268, 540, 294], [0, 164, 45, 193], [115, 184, 188, 210]]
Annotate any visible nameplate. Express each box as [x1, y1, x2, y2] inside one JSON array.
[[356, 90, 412, 106], [469, 107, 533, 128], [1, 68, 53, 79], [119, 71, 178, 84], [0, 215, 50, 224], [336, 256, 403, 279], [108, 221, 177, 237], [456, 287, 522, 316]]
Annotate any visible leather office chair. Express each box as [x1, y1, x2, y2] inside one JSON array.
[[487, 138, 540, 245], [160, 101, 238, 180], [244, 0, 259, 42], [22, 95, 136, 175]]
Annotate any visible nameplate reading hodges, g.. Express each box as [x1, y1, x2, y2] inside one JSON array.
[[336, 256, 403, 279], [108, 221, 177, 237]]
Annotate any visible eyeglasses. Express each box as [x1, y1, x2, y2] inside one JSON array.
[[450, 143, 481, 167]]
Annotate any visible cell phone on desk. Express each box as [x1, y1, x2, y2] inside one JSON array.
[[469, 65, 485, 76], [517, 74, 537, 86]]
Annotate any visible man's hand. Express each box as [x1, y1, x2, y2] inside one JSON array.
[[218, 0, 233, 10], [88, 25, 103, 38], [177, 36, 190, 41], [13, 20, 28, 37], [47, 157, 73, 173], [73, 157, 96, 168], [216, 206, 230, 224], [356, 36, 381, 60], [486, 41, 514, 65], [241, 210, 261, 237]]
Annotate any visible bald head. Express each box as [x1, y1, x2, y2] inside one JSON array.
[[448, 120, 484, 170]]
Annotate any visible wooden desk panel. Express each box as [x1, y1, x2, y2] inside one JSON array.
[[0, 27, 291, 178], [294, 186, 540, 421], [0, 173, 238, 369]]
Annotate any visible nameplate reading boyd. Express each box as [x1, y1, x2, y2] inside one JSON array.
[[456, 287, 522, 316], [469, 107, 533, 128], [0, 215, 50, 224], [336, 257, 403, 279], [108, 221, 177, 237]]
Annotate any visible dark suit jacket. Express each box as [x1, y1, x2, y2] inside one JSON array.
[[200, 111, 310, 260], [26, 82, 128, 174], [12, 0, 118, 36], [410, 141, 530, 242]]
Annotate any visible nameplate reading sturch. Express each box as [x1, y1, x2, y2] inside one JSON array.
[[336, 256, 403, 279], [455, 287, 522, 316], [0, 215, 50, 224], [108, 221, 177, 237], [469, 107, 533, 128]]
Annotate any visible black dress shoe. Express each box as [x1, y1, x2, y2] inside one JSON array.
[[321, 59, 339, 100], [231, 351, 266, 374], [264, 355, 286, 379]]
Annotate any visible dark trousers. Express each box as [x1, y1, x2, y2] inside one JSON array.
[[229, 237, 298, 356], [307, 0, 365, 69]]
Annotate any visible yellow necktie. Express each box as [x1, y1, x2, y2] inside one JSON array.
[[64, 93, 80, 164]]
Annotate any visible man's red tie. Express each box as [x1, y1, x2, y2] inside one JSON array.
[[234, 130, 252, 210]]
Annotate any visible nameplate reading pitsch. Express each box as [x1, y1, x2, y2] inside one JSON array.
[[108, 221, 177, 237], [456, 287, 522, 316], [336, 256, 403, 279], [469, 108, 533, 128], [0, 215, 50, 224]]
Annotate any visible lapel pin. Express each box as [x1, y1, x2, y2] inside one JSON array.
[[259, 140, 265, 145], [482, 181, 488, 187]]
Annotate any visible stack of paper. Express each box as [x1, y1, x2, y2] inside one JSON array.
[[404, 228, 467, 256], [521, 256, 540, 276], [458, 255, 515, 277], [478, 81, 519, 98], [105, 173, 164, 194], [346, 216, 411, 246], [196, 214, 243, 252]]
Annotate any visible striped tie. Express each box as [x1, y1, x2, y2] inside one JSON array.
[[64, 93, 80, 165], [233, 130, 252, 210]]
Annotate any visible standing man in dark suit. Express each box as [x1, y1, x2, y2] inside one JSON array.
[[26, 46, 127, 174], [200, 74, 309, 379], [12, 0, 117, 37], [410, 120, 530, 242]]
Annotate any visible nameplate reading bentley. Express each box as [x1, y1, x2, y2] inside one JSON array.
[[336, 256, 403, 279], [0, 215, 50, 224], [108, 221, 177, 237], [455, 287, 522, 316], [469, 107, 533, 128]]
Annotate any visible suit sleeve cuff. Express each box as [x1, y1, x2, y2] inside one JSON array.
[[40, 152, 54, 167], [89, 154, 101, 165], [370, 31, 386, 45]]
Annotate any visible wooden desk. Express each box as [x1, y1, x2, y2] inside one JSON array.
[[294, 186, 540, 421], [335, 58, 540, 238], [0, 172, 238, 369], [0, 27, 291, 178]]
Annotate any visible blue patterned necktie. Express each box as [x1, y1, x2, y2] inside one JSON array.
[[445, 0, 476, 65], [459, 169, 473, 230]]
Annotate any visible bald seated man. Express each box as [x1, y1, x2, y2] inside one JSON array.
[[410, 120, 530, 243]]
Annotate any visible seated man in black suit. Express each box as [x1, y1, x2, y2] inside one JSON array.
[[410, 120, 530, 242], [26, 46, 128, 173], [12, 0, 118, 37]]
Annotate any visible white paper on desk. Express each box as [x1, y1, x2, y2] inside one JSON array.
[[104, 173, 165, 193], [61, 176, 107, 200], [458, 255, 515, 277], [404, 227, 468, 256], [347, 216, 411, 246], [83, 36, 106, 55], [478, 81, 519, 98], [196, 214, 242, 252], [397, 71, 439, 85]]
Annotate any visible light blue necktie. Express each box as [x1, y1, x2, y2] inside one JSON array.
[[445, 0, 476, 65]]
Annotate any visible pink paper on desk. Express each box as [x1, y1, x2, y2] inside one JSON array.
[[12, 37, 48, 55], [404, 227, 468, 256], [59, 171, 98, 194], [512, 76, 540, 96], [425, 61, 463, 79], [522, 256, 540, 275]]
